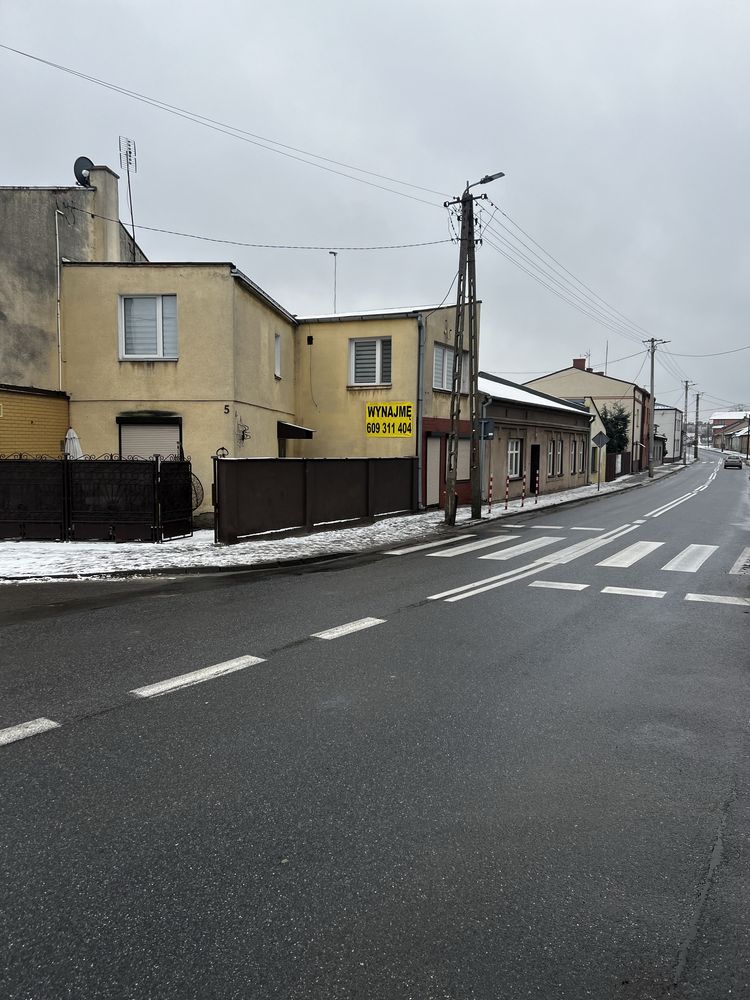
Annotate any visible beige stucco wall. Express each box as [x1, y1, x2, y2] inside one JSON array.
[[61, 263, 299, 512], [295, 315, 420, 458]]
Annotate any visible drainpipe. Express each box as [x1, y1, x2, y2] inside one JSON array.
[[416, 313, 426, 508], [55, 209, 65, 390]]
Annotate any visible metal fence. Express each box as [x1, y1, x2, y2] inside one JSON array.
[[0, 454, 193, 542], [213, 456, 418, 544]]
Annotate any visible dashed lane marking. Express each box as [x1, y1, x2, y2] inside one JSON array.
[[385, 535, 476, 555], [427, 535, 519, 557], [312, 617, 386, 640], [602, 587, 667, 599], [596, 541, 665, 568], [570, 527, 605, 532], [529, 581, 589, 591], [130, 655, 266, 699], [685, 593, 750, 608], [0, 718, 60, 747], [532, 525, 565, 530], [661, 544, 719, 573]]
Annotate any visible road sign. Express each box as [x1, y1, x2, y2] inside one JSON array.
[[593, 431, 610, 449]]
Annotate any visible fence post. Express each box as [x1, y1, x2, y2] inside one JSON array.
[[153, 455, 162, 543], [535, 470, 540, 504], [504, 475, 509, 510], [488, 474, 493, 514], [521, 472, 526, 507], [212, 455, 220, 544], [62, 452, 72, 541], [304, 459, 315, 531]]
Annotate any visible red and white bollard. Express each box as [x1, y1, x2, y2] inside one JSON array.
[[535, 470, 540, 504], [504, 475, 510, 510], [488, 474, 493, 514], [521, 472, 526, 507]]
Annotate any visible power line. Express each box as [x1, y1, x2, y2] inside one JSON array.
[[667, 344, 750, 358], [62, 204, 450, 251], [0, 43, 446, 209]]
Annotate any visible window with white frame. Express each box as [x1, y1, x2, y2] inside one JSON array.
[[556, 439, 563, 476], [508, 438, 522, 478], [547, 439, 555, 476], [274, 333, 281, 378], [579, 438, 586, 473], [350, 337, 391, 385], [120, 295, 178, 359], [571, 438, 577, 475], [433, 343, 469, 393]]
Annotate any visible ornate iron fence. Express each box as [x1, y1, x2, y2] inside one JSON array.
[[0, 454, 193, 542]]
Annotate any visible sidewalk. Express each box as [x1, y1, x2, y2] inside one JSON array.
[[0, 462, 695, 583]]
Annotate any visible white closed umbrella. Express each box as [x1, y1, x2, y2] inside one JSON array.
[[64, 428, 83, 459]]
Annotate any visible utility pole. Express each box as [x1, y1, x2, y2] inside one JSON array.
[[693, 392, 701, 460], [328, 251, 338, 313], [444, 171, 504, 525], [682, 379, 694, 465], [644, 337, 669, 478]]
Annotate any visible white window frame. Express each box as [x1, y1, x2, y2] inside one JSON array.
[[508, 438, 522, 479], [547, 439, 555, 476], [556, 439, 563, 476], [119, 294, 178, 360], [433, 343, 469, 394], [349, 337, 392, 386], [274, 333, 282, 378], [579, 438, 586, 473], [571, 439, 577, 475]]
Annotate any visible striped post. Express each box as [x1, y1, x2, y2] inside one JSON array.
[[535, 469, 540, 504], [504, 475, 509, 510], [521, 473, 526, 507], [488, 474, 493, 514]]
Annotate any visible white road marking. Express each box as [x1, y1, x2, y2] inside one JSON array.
[[602, 586, 666, 598], [385, 535, 476, 555], [0, 718, 60, 747], [529, 581, 589, 591], [428, 563, 533, 600], [729, 548, 750, 575], [479, 536, 562, 560], [570, 526, 605, 532], [445, 565, 544, 602], [644, 492, 695, 518], [312, 617, 385, 640], [661, 544, 719, 573], [498, 523, 527, 528], [542, 524, 641, 564], [633, 519, 646, 524], [130, 655, 265, 698], [427, 535, 519, 557], [596, 541, 665, 568], [685, 593, 750, 607], [532, 525, 565, 530]]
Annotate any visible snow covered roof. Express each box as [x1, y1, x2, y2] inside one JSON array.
[[295, 304, 453, 322], [478, 374, 590, 416], [710, 410, 747, 422]]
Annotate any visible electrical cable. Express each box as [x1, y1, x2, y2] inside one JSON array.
[[63, 204, 450, 251], [0, 44, 447, 209]]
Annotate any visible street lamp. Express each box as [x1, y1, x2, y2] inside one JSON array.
[[444, 170, 504, 525]]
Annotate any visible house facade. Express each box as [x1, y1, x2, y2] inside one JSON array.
[[525, 358, 650, 475], [653, 405, 683, 463], [479, 374, 592, 500]]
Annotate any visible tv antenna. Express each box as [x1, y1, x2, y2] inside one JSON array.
[[119, 136, 137, 259]]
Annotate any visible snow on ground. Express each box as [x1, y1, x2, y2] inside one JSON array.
[[0, 473, 672, 583]]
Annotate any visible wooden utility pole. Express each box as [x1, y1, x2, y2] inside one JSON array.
[[444, 172, 503, 525], [645, 338, 669, 478], [694, 392, 701, 460], [683, 379, 694, 465]]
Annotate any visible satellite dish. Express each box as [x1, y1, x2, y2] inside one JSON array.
[[73, 156, 95, 187]]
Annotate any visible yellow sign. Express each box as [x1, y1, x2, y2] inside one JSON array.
[[365, 401, 414, 438]]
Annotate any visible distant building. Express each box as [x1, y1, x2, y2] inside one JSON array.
[[653, 404, 683, 462]]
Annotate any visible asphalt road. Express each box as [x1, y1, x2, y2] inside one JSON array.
[[1, 454, 748, 999]]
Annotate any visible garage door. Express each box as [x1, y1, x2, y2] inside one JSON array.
[[120, 423, 181, 459]]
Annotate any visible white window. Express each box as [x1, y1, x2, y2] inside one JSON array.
[[350, 337, 391, 385], [508, 438, 522, 478], [433, 343, 469, 393], [571, 439, 577, 475], [120, 295, 178, 359], [547, 439, 555, 476], [579, 438, 586, 473], [556, 439, 563, 476], [274, 333, 281, 378]]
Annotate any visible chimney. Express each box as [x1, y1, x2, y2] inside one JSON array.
[[573, 358, 586, 370], [87, 165, 122, 261]]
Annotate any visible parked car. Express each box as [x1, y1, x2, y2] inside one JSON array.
[[723, 455, 743, 469]]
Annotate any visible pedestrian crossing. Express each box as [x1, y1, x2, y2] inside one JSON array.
[[388, 529, 749, 577]]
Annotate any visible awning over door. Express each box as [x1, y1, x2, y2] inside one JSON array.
[[277, 421, 315, 439]]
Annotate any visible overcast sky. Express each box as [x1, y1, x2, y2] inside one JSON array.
[[2, 0, 748, 420]]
